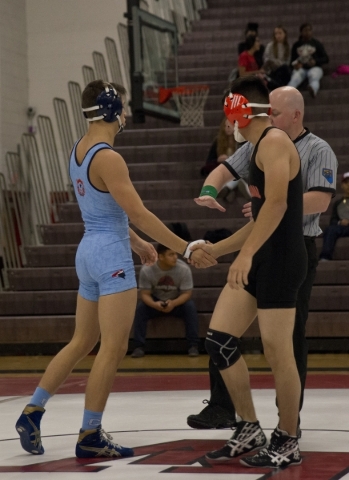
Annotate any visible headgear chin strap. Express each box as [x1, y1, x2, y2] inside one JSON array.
[[224, 93, 271, 128], [233, 122, 246, 143], [82, 84, 124, 133]]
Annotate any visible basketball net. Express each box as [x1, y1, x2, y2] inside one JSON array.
[[172, 85, 209, 127]]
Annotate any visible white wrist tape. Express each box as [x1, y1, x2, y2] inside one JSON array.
[[183, 239, 206, 259]]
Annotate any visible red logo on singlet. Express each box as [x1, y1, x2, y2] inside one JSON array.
[[76, 179, 85, 196], [249, 185, 261, 199], [112, 269, 126, 279]]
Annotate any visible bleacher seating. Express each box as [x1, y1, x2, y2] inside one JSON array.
[[0, 0, 349, 352]]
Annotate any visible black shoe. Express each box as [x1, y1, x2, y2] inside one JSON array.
[[240, 426, 302, 468], [131, 347, 145, 358], [188, 346, 199, 357], [205, 420, 267, 462], [187, 399, 236, 429]]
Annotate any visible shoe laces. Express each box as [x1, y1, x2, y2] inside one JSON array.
[[99, 429, 122, 448], [268, 429, 296, 453], [200, 400, 229, 418], [100, 429, 113, 441], [200, 399, 213, 413]]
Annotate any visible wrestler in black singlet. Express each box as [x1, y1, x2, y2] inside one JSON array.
[[245, 127, 307, 308]]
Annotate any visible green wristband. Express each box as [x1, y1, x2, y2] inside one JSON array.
[[199, 185, 218, 199]]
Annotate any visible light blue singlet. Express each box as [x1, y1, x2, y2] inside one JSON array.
[[69, 141, 136, 301]]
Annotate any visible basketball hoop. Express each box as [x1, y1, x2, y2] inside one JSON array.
[[158, 85, 210, 127]]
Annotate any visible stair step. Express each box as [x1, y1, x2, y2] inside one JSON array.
[[115, 127, 349, 155], [41, 215, 331, 245], [200, 6, 349, 21], [7, 261, 349, 292], [133, 180, 203, 200], [1, 311, 348, 344], [23, 244, 237, 268], [56, 188, 347, 225], [1, 286, 349, 316], [118, 144, 210, 163], [128, 161, 203, 181], [191, 19, 348, 36], [207, 0, 345, 6], [57, 198, 247, 224], [24, 235, 349, 267], [115, 127, 217, 147], [182, 31, 345, 49]]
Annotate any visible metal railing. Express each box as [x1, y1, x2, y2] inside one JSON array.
[[68, 81, 87, 139], [82, 65, 96, 86], [0, 171, 29, 289], [53, 97, 75, 162], [118, 23, 131, 94], [37, 115, 69, 220], [93, 51, 109, 82], [21, 133, 51, 241], [105, 37, 124, 86], [5, 150, 33, 249]]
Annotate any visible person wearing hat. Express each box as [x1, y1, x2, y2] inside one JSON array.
[[319, 172, 349, 260]]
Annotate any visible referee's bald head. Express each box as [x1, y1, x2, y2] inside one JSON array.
[[270, 86, 304, 118]]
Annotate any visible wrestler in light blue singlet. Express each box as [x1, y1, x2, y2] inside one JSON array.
[[69, 141, 136, 301]]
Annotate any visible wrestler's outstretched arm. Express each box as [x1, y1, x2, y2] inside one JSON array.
[[129, 228, 157, 266], [93, 149, 217, 269]]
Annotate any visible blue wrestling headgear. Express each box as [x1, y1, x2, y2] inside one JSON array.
[[82, 84, 124, 132]]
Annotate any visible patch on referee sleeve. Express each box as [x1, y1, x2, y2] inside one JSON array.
[[322, 168, 333, 184]]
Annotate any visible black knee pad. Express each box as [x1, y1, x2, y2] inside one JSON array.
[[205, 328, 241, 370]]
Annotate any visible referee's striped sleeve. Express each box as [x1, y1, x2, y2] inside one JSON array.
[[222, 142, 252, 180], [306, 141, 337, 195]]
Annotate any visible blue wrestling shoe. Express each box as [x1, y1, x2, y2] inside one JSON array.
[[15, 405, 45, 454], [75, 427, 134, 458]]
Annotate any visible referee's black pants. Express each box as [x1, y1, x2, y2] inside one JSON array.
[[208, 237, 318, 415]]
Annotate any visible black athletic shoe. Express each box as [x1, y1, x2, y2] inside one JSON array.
[[240, 426, 302, 468], [205, 420, 267, 462], [187, 399, 236, 429]]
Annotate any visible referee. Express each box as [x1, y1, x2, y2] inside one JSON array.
[[189, 86, 338, 432]]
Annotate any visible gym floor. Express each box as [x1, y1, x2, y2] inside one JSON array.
[[0, 353, 348, 480]]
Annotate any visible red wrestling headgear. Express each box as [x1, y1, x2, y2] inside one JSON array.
[[224, 93, 271, 128]]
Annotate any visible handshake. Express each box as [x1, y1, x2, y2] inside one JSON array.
[[182, 240, 217, 269]]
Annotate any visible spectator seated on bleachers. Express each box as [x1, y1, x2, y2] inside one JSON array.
[[319, 172, 349, 261], [263, 25, 291, 89], [238, 22, 265, 69], [131, 243, 200, 358], [288, 22, 329, 98]]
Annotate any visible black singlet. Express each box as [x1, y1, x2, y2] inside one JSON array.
[[244, 127, 307, 309]]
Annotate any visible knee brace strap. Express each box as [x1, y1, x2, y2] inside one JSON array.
[[205, 328, 241, 370]]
